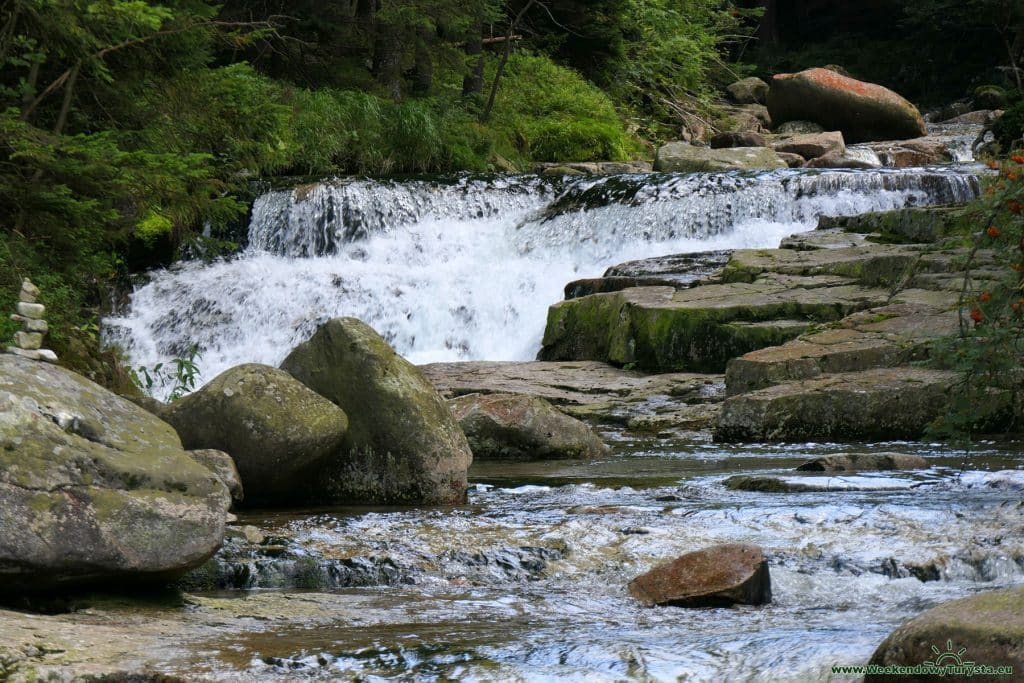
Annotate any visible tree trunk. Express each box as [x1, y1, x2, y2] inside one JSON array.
[[758, 0, 779, 48], [372, 24, 403, 101], [412, 26, 433, 96], [462, 17, 484, 96], [481, 0, 536, 122]]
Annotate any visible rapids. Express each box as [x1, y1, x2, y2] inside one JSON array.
[[103, 167, 981, 400]]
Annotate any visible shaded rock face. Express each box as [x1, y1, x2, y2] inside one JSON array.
[[281, 318, 472, 505], [653, 143, 787, 172], [449, 393, 608, 460], [772, 131, 845, 160], [162, 364, 348, 506], [715, 367, 954, 442], [796, 452, 927, 472], [767, 68, 927, 143], [710, 131, 766, 149], [727, 77, 769, 105], [187, 449, 244, 505], [0, 355, 229, 593], [867, 587, 1024, 682], [776, 120, 825, 135], [628, 544, 771, 608]]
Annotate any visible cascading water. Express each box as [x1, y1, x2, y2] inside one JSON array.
[[103, 167, 982, 399]]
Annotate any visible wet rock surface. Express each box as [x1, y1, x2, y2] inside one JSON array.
[[868, 586, 1024, 681], [421, 360, 724, 431], [449, 392, 609, 460], [628, 543, 772, 607]]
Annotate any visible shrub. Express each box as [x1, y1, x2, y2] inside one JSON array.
[[929, 153, 1024, 440]]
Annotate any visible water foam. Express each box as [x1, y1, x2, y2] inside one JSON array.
[[103, 167, 982, 399]]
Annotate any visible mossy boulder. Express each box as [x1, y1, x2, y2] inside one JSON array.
[[726, 77, 769, 105], [767, 68, 927, 143], [653, 143, 787, 173], [281, 317, 472, 505], [187, 449, 244, 506], [867, 587, 1024, 682], [162, 364, 348, 506], [449, 393, 608, 460], [0, 355, 229, 593]]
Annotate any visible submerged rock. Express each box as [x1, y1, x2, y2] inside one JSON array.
[[0, 355, 229, 593], [281, 317, 472, 505], [628, 544, 771, 608], [767, 68, 927, 143], [653, 143, 787, 172], [867, 586, 1024, 681], [449, 392, 608, 460], [796, 452, 928, 472], [162, 364, 349, 506]]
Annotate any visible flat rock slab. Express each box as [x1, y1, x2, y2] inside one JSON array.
[[653, 143, 787, 172], [819, 206, 966, 244], [779, 228, 870, 251], [715, 367, 956, 442], [540, 276, 892, 373], [723, 474, 921, 493], [725, 299, 960, 395], [796, 452, 928, 472], [868, 586, 1024, 681], [722, 244, 921, 287], [422, 360, 723, 430], [628, 543, 771, 608]]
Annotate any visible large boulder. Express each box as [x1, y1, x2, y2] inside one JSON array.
[[767, 68, 927, 143], [449, 393, 608, 460], [162, 364, 349, 505], [726, 77, 769, 105], [0, 355, 229, 593], [867, 587, 1024, 682], [281, 318, 472, 505], [628, 544, 772, 608], [653, 143, 787, 173]]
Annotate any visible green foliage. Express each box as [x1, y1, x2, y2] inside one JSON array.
[[489, 53, 635, 162], [928, 155, 1024, 441], [992, 100, 1024, 153], [132, 343, 202, 401]]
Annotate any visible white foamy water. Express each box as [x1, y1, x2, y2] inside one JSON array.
[[103, 167, 982, 399]]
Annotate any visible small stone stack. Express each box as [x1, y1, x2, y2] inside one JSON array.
[[7, 279, 58, 363]]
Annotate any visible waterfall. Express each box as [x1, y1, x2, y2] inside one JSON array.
[[103, 166, 983, 399]]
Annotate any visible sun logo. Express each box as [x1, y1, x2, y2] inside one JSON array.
[[923, 640, 974, 668]]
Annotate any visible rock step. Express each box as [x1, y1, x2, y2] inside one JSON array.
[[720, 244, 921, 287], [539, 276, 893, 373], [818, 205, 966, 244], [724, 298, 959, 395], [714, 367, 956, 442]]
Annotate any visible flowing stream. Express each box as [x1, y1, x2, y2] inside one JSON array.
[[100, 164, 1024, 681], [104, 167, 981, 398]]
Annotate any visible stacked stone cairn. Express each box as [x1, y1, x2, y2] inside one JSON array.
[[7, 279, 58, 362]]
